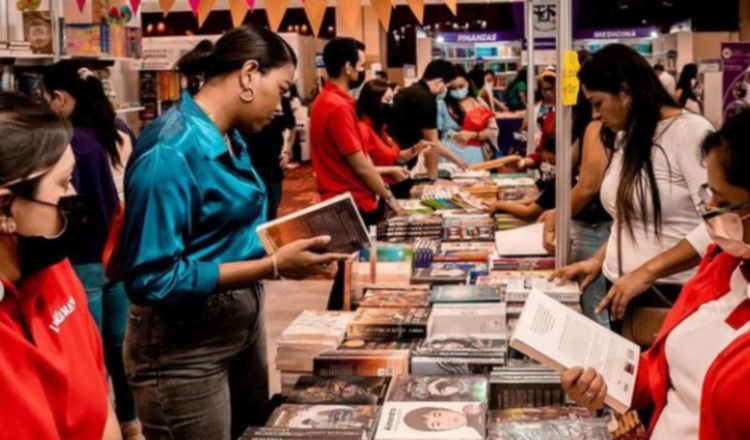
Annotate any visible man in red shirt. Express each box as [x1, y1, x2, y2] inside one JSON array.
[[311, 37, 402, 310]]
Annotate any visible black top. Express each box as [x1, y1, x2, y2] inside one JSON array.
[[243, 97, 296, 183], [387, 80, 438, 168], [535, 176, 611, 224]]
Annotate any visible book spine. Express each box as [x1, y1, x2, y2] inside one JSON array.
[[347, 324, 426, 340]]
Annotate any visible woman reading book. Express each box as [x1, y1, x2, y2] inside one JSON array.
[[562, 110, 750, 439], [122, 26, 348, 439]]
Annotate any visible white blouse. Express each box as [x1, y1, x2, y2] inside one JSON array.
[[600, 112, 714, 284], [651, 267, 750, 439]]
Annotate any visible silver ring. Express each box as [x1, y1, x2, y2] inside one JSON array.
[[585, 391, 596, 401]]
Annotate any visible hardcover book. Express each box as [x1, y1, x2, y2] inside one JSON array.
[[374, 401, 487, 440], [267, 405, 380, 432], [338, 339, 422, 351], [410, 356, 505, 375], [347, 308, 431, 340], [415, 336, 508, 357], [313, 350, 410, 377], [288, 376, 392, 405], [386, 375, 488, 403]]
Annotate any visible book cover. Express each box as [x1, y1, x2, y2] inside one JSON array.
[[360, 289, 431, 308], [487, 418, 610, 440], [23, 12, 53, 54], [338, 338, 421, 351], [257, 193, 372, 255], [415, 336, 507, 357], [374, 401, 486, 440], [387, 375, 488, 403], [289, 376, 392, 405], [499, 275, 581, 303], [347, 308, 430, 340], [241, 427, 366, 439], [488, 407, 595, 425], [510, 290, 639, 414], [267, 405, 380, 432], [410, 357, 504, 375], [428, 304, 507, 337], [280, 311, 355, 343], [410, 267, 470, 285], [430, 285, 504, 303], [313, 352, 410, 377]]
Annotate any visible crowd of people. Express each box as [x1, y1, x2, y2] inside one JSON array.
[[1, 23, 750, 440]]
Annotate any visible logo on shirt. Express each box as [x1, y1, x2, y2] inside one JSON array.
[[49, 296, 76, 334]]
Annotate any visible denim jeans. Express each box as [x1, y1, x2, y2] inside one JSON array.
[[570, 220, 613, 328], [123, 285, 268, 440], [72, 263, 136, 423]]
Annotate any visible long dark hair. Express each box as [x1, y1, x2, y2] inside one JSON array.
[[578, 43, 680, 238], [676, 63, 699, 106], [43, 60, 123, 167], [0, 92, 71, 189], [444, 65, 477, 126], [176, 25, 298, 81], [357, 79, 390, 134]]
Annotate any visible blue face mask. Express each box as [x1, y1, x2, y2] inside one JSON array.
[[450, 87, 469, 100]]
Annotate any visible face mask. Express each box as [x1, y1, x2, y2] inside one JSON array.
[[706, 211, 750, 259], [13, 195, 88, 275], [450, 88, 469, 100], [349, 69, 366, 90]]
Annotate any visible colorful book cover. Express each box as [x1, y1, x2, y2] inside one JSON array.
[[313, 352, 410, 378], [374, 401, 486, 440], [267, 405, 380, 432], [360, 289, 431, 308], [387, 375, 488, 402], [338, 339, 421, 351], [430, 285, 504, 303], [347, 308, 430, 340], [288, 376, 392, 405], [416, 336, 507, 357]]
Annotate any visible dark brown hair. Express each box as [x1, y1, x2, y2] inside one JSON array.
[[701, 109, 750, 190], [357, 79, 391, 133]]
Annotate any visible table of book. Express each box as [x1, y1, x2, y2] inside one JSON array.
[[242, 168, 646, 440]]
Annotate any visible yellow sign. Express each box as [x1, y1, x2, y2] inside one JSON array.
[[562, 50, 581, 106]]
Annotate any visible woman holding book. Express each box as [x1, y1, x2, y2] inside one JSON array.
[[563, 110, 750, 440], [122, 26, 348, 440]]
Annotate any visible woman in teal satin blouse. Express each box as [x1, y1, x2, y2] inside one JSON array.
[[121, 26, 347, 440]]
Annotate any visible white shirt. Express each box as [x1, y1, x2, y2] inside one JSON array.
[[659, 71, 677, 96], [651, 267, 750, 440], [600, 112, 714, 285]]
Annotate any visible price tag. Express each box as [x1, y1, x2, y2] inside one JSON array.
[[562, 50, 581, 106]]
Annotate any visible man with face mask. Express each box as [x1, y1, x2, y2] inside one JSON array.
[[310, 37, 403, 310]]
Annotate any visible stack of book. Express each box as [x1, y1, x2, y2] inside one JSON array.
[[8, 41, 33, 56], [421, 187, 487, 211], [276, 311, 354, 394], [314, 337, 417, 377], [488, 256, 556, 272], [495, 176, 538, 202], [494, 213, 531, 231], [487, 407, 606, 440], [397, 200, 433, 215], [413, 238, 439, 269], [346, 307, 431, 341], [489, 360, 565, 410], [410, 266, 471, 285], [377, 215, 443, 241], [441, 212, 496, 242], [358, 286, 431, 309], [265, 404, 381, 437], [240, 427, 368, 439]]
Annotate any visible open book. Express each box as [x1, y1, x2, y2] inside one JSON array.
[[510, 290, 640, 414], [494, 223, 549, 257], [256, 193, 372, 255]]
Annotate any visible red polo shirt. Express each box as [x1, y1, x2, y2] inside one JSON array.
[[0, 260, 109, 440], [310, 82, 378, 213]]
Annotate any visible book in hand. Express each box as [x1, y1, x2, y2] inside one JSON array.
[[257, 193, 372, 255], [374, 401, 487, 440], [510, 290, 640, 414], [347, 307, 430, 340], [386, 375, 489, 403], [430, 285, 504, 304], [266, 404, 380, 432], [288, 376, 392, 405], [241, 427, 367, 439]]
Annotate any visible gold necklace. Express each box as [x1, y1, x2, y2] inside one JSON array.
[[194, 97, 233, 155]]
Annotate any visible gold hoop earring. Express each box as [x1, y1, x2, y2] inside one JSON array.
[[239, 88, 256, 103]]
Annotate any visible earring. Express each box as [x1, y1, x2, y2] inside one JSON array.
[[0, 216, 16, 234], [239, 88, 256, 103]]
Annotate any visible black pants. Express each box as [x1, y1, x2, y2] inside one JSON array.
[[327, 206, 385, 310]]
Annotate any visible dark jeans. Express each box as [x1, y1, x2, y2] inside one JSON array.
[[327, 206, 385, 311], [124, 285, 268, 440], [73, 263, 136, 423], [265, 179, 283, 221]]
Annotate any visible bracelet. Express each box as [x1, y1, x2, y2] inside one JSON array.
[[271, 255, 279, 279]]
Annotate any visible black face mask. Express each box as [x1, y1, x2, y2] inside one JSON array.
[[14, 195, 89, 276], [349, 70, 366, 90]]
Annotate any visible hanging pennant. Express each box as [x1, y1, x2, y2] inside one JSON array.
[[303, 0, 327, 37], [228, 0, 248, 27], [198, 0, 217, 27], [76, 0, 86, 13], [337, 0, 361, 37], [158, 0, 176, 17], [370, 0, 393, 31], [445, 0, 458, 15], [266, 0, 288, 32], [405, 0, 425, 24], [129, 0, 142, 14], [188, 0, 200, 17], [247, 0, 256, 12]]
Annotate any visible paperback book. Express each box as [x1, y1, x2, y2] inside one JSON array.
[[359, 288, 431, 308], [267, 405, 380, 433], [386, 375, 489, 403], [374, 401, 487, 440], [288, 376, 392, 405], [430, 285, 504, 304], [347, 308, 431, 340], [313, 350, 410, 377], [427, 304, 507, 338], [410, 267, 471, 285], [241, 427, 367, 439], [338, 338, 422, 351]]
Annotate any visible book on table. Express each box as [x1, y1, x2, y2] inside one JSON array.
[[510, 290, 640, 414]]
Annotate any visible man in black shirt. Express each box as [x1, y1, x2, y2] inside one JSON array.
[[388, 60, 468, 181], [243, 96, 297, 219]]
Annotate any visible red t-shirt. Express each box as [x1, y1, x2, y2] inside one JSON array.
[[0, 261, 109, 440], [359, 119, 401, 185], [310, 82, 378, 213]]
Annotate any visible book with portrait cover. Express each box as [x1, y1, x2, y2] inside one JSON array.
[[288, 376, 392, 405], [359, 288, 431, 308], [267, 405, 380, 433], [241, 427, 367, 439], [347, 307, 431, 340], [415, 336, 507, 358], [374, 401, 486, 440], [430, 285, 504, 304], [386, 375, 488, 403], [257, 193, 372, 255], [410, 356, 505, 375], [23, 12, 53, 54]]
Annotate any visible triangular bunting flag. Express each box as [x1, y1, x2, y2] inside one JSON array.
[[406, 0, 425, 24], [129, 0, 142, 14], [228, 0, 248, 27], [188, 0, 200, 17], [247, 0, 256, 12], [159, 0, 176, 17], [76, 0, 86, 13], [266, 0, 288, 32], [337, 0, 361, 37], [370, 0, 393, 31], [198, 0, 217, 27], [445, 0, 458, 15], [303, 0, 327, 37]]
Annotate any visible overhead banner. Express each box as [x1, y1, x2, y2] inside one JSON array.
[[266, 0, 288, 32], [129, 0, 142, 14], [228, 0, 248, 27], [188, 0, 200, 16], [159, 0, 176, 16], [338, 0, 361, 38], [722, 43, 750, 121], [405, 0, 425, 24], [370, 0, 393, 31], [303, 0, 327, 37], [445, 0, 458, 15], [197, 0, 217, 27]]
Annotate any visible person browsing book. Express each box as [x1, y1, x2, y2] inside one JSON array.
[[0, 92, 121, 440], [562, 110, 750, 440], [122, 26, 349, 440]]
